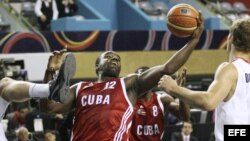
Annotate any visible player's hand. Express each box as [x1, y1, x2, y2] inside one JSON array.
[[175, 67, 187, 86], [47, 49, 67, 72], [158, 75, 178, 94], [192, 11, 204, 39]]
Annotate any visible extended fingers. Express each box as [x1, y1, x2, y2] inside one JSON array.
[[158, 75, 169, 85], [196, 11, 203, 26], [60, 49, 67, 54]]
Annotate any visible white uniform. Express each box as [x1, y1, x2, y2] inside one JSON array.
[[0, 97, 10, 141], [214, 58, 250, 141]]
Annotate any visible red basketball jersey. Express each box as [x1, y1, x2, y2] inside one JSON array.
[[71, 78, 134, 141], [129, 92, 165, 141]]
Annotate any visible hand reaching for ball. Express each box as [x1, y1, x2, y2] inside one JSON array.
[[192, 11, 204, 40]]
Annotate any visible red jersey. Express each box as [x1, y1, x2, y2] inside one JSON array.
[[71, 78, 134, 141], [129, 92, 165, 141]]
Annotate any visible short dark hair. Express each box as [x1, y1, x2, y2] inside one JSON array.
[[230, 19, 250, 51]]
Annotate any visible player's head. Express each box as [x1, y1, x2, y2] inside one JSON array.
[[95, 51, 121, 78], [227, 18, 250, 52]]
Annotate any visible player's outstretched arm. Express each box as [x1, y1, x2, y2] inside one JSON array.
[[175, 68, 190, 121], [44, 86, 76, 114], [161, 68, 190, 121], [134, 13, 204, 95], [162, 12, 203, 74], [158, 63, 237, 110]]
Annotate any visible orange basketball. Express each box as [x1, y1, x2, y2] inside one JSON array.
[[166, 4, 199, 38]]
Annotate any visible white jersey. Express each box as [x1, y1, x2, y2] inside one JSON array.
[[214, 59, 250, 141], [0, 97, 10, 141]]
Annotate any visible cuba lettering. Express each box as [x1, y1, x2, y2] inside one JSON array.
[[81, 95, 110, 106], [137, 124, 160, 136]]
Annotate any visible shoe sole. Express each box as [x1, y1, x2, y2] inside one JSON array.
[[58, 53, 76, 102]]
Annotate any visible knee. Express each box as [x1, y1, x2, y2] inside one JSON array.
[[0, 77, 15, 101], [0, 77, 13, 90], [0, 77, 13, 84], [1, 77, 12, 81]]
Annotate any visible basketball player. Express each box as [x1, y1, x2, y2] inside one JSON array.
[[45, 13, 203, 141], [0, 50, 75, 141], [158, 18, 250, 141], [129, 67, 190, 141]]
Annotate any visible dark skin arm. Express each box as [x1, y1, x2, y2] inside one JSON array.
[[125, 13, 204, 104], [44, 86, 76, 114], [43, 50, 66, 82], [161, 68, 190, 121]]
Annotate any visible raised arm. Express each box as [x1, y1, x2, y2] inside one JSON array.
[[161, 68, 190, 121], [158, 62, 237, 110], [135, 13, 204, 95], [44, 85, 76, 114]]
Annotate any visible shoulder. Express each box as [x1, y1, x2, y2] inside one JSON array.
[[217, 62, 237, 72], [124, 73, 138, 86], [215, 62, 237, 80], [70, 82, 83, 88]]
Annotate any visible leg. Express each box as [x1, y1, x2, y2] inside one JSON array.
[[0, 77, 50, 102], [0, 77, 31, 102], [48, 53, 76, 102], [0, 52, 76, 103]]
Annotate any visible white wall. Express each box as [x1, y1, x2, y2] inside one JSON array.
[[0, 53, 51, 81]]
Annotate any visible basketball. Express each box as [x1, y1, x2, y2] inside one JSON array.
[[166, 4, 199, 38]]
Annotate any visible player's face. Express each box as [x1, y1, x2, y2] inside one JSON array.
[[98, 51, 121, 78]]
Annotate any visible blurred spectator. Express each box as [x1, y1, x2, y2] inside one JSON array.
[[58, 110, 74, 141], [209, 132, 215, 141], [57, 0, 78, 18], [25, 102, 64, 133], [14, 127, 30, 141], [6, 104, 30, 132], [44, 131, 56, 141], [35, 0, 59, 30], [171, 121, 199, 141], [165, 112, 181, 125]]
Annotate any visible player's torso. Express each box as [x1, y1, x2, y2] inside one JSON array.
[[72, 78, 134, 141], [130, 93, 165, 141], [216, 59, 250, 123], [215, 59, 250, 141]]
